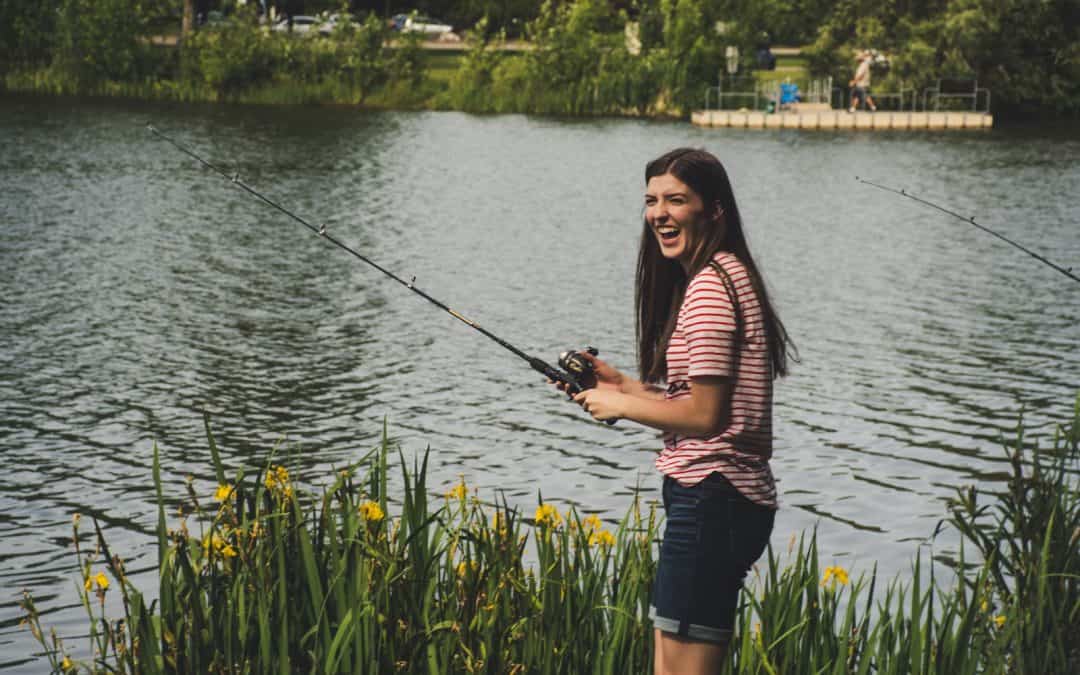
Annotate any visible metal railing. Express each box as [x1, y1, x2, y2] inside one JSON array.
[[922, 79, 990, 113], [704, 81, 760, 111], [705, 77, 834, 111], [706, 79, 992, 115]]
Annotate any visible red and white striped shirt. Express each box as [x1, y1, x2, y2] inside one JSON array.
[[654, 251, 777, 508]]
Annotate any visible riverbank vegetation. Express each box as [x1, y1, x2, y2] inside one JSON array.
[[21, 396, 1080, 673], [1, 0, 1078, 117]]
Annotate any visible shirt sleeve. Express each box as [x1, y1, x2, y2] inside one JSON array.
[[681, 270, 737, 379]]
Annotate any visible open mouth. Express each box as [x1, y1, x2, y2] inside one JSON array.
[[657, 225, 680, 242]]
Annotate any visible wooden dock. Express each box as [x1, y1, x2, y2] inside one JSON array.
[[691, 109, 993, 131]]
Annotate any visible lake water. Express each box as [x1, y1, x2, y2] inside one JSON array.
[[1, 95, 1078, 671]]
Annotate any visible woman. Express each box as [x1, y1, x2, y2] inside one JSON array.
[[571, 148, 796, 674]]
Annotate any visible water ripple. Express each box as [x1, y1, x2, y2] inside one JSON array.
[[2, 98, 1079, 671]]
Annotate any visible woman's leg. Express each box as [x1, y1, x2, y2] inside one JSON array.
[[651, 473, 775, 675], [654, 628, 728, 675]]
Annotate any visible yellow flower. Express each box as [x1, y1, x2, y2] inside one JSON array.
[[821, 565, 849, 587], [582, 514, 603, 531], [446, 478, 468, 500], [61, 656, 73, 671], [85, 571, 109, 591], [202, 532, 237, 557], [456, 561, 478, 577], [980, 599, 988, 612], [588, 529, 616, 548], [534, 504, 562, 528], [359, 500, 385, 522], [214, 483, 234, 502], [265, 465, 290, 491], [994, 615, 1006, 628]]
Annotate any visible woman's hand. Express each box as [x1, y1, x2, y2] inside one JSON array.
[[579, 351, 625, 392], [549, 349, 625, 395], [573, 388, 625, 422]]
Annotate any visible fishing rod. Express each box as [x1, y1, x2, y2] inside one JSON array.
[[147, 123, 606, 413], [857, 177, 1080, 285]]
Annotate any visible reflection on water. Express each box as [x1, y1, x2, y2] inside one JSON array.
[[2, 96, 1078, 671]]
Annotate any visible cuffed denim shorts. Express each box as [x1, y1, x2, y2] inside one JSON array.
[[649, 472, 775, 644]]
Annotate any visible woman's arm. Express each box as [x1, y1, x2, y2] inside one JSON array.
[[574, 376, 731, 436]]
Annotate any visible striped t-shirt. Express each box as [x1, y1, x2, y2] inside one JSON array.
[[654, 251, 777, 508]]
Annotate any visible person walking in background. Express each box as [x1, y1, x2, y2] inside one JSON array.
[[560, 148, 797, 674], [849, 50, 877, 112]]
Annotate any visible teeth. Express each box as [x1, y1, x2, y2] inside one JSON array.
[[658, 226, 679, 235]]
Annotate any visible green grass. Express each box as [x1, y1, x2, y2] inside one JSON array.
[[21, 395, 1080, 673], [422, 51, 464, 86]]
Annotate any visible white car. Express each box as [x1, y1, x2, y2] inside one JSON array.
[[391, 13, 452, 35], [272, 15, 319, 35], [318, 13, 358, 36]]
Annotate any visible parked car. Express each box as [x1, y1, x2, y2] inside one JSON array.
[[318, 12, 358, 36], [272, 15, 319, 35], [390, 13, 452, 35]]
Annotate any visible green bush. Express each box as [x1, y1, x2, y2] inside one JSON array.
[[21, 395, 1080, 673], [51, 0, 153, 88]]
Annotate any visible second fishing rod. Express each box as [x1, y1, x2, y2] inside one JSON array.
[[148, 124, 609, 419]]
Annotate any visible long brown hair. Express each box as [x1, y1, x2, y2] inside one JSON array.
[[635, 148, 796, 382]]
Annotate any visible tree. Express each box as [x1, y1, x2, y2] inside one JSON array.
[[183, 0, 195, 36]]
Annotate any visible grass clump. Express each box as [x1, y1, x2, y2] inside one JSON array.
[[22, 395, 1080, 673]]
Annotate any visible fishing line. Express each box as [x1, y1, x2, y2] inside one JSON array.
[[856, 177, 1079, 285], [147, 123, 603, 405]]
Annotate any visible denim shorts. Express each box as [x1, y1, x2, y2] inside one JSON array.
[[649, 472, 775, 644]]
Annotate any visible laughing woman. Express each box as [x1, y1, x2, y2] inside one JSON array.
[[572, 148, 796, 674]]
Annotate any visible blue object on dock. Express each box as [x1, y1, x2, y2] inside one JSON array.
[[779, 83, 800, 105]]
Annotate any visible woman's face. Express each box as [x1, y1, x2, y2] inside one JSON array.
[[644, 172, 715, 270]]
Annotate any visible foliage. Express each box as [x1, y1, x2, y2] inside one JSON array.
[[804, 0, 1080, 114], [22, 421, 657, 673], [177, 10, 416, 103], [947, 395, 1080, 673], [443, 0, 727, 117], [21, 396, 1080, 673], [51, 0, 155, 87], [0, 0, 59, 72]]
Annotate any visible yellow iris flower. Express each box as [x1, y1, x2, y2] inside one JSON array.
[[821, 565, 850, 587], [359, 500, 385, 522], [588, 529, 616, 548], [534, 504, 562, 528], [85, 571, 109, 592]]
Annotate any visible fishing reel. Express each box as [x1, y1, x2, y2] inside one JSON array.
[[555, 347, 616, 426], [557, 346, 599, 395]]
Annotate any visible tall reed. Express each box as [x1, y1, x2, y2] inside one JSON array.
[[21, 395, 1080, 673]]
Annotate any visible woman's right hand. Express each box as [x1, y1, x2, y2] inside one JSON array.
[[578, 350, 625, 392]]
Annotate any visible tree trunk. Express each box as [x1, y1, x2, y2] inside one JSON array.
[[182, 0, 195, 37]]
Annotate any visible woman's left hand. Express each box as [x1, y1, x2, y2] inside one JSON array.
[[573, 388, 625, 422]]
